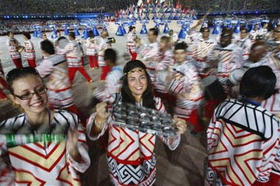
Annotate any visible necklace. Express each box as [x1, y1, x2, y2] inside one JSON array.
[[25, 109, 51, 134]]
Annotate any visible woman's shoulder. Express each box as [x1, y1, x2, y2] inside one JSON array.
[[53, 109, 79, 125], [0, 113, 26, 133]]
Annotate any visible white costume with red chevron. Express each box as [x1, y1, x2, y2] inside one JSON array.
[[140, 42, 160, 83], [0, 110, 90, 186], [234, 36, 252, 60], [126, 32, 137, 53], [7, 38, 21, 60], [189, 38, 216, 75], [96, 37, 109, 67], [87, 95, 180, 186], [206, 99, 280, 185], [209, 43, 243, 91], [36, 54, 75, 109], [168, 61, 203, 119], [63, 40, 83, 67], [23, 40, 35, 60], [154, 49, 174, 93], [85, 37, 97, 56]]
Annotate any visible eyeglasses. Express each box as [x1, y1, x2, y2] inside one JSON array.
[[14, 86, 47, 100]]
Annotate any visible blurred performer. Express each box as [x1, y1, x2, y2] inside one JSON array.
[[168, 29, 178, 44], [190, 27, 216, 77], [260, 22, 269, 39], [126, 26, 138, 60], [93, 48, 123, 102], [209, 29, 243, 92], [86, 31, 98, 69], [87, 60, 186, 186], [250, 24, 262, 41], [234, 26, 252, 60], [139, 27, 160, 84], [62, 32, 92, 84], [154, 36, 175, 111], [22, 32, 36, 68], [7, 31, 22, 68], [207, 66, 280, 186], [54, 36, 68, 55], [36, 39, 79, 115], [168, 42, 203, 121], [96, 30, 111, 80], [229, 41, 269, 97], [0, 60, 9, 100], [185, 19, 205, 44], [262, 26, 280, 118]]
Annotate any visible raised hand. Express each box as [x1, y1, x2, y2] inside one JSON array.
[[173, 115, 187, 134], [95, 102, 110, 130]]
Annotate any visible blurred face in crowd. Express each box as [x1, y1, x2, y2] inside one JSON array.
[[42, 33, 47, 40], [127, 68, 148, 101], [202, 28, 210, 40], [254, 24, 259, 31], [174, 49, 186, 64], [12, 75, 48, 115], [220, 31, 232, 48], [273, 26, 280, 41], [159, 38, 171, 51], [240, 29, 247, 39], [131, 27, 136, 34], [249, 43, 267, 63], [263, 23, 268, 29], [169, 30, 174, 36], [101, 31, 108, 38], [8, 32, 14, 38], [148, 30, 157, 43]]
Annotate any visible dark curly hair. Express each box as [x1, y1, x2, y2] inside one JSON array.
[[121, 60, 155, 109], [240, 66, 277, 100]]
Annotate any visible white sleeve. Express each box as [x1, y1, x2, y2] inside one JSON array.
[[86, 113, 111, 141], [67, 117, 90, 173], [36, 59, 54, 78]]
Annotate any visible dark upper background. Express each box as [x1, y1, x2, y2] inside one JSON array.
[[0, 0, 279, 15]]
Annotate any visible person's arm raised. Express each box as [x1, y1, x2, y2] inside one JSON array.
[[86, 102, 110, 140]]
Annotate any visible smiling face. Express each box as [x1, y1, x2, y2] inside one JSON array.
[[12, 75, 48, 115], [202, 28, 210, 40], [174, 49, 186, 64], [127, 67, 148, 101]]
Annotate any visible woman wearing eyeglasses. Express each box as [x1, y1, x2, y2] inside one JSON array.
[[0, 67, 90, 185]]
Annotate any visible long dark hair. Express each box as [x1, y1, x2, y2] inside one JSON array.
[[121, 60, 155, 109]]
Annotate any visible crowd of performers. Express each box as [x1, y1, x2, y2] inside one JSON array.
[[0, 16, 280, 185]]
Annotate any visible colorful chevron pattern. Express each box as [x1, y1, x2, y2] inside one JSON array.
[[207, 99, 280, 185]]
